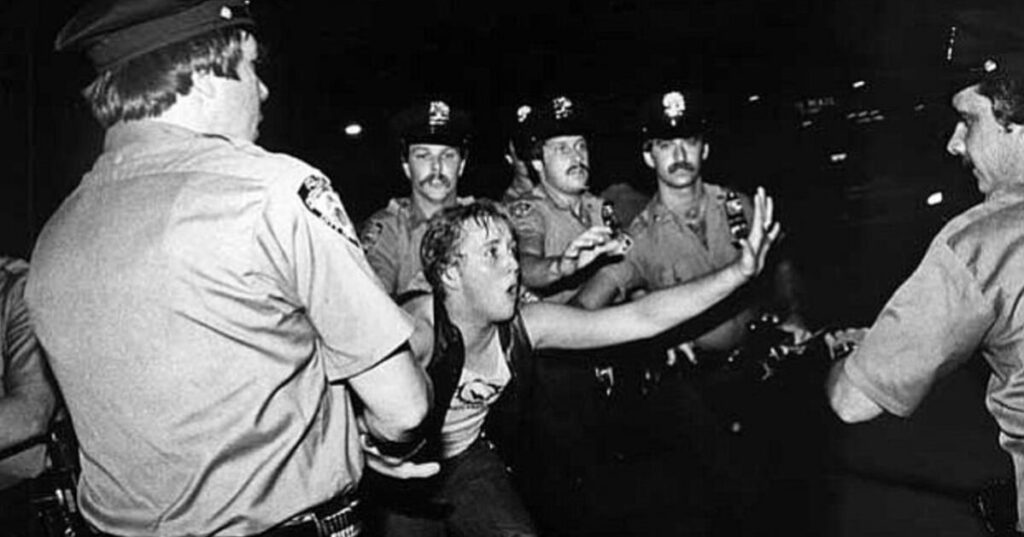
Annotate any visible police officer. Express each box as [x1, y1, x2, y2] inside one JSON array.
[[573, 89, 812, 535], [828, 9, 1024, 534], [507, 95, 630, 304], [360, 100, 473, 296], [29, 2, 431, 535]]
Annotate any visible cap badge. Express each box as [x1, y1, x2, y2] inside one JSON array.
[[429, 100, 451, 127], [220, 6, 233, 19], [517, 105, 532, 123], [553, 96, 573, 120], [662, 91, 687, 119]]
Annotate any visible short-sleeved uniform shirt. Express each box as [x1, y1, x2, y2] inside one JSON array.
[[842, 184, 1024, 524], [594, 183, 756, 351], [507, 184, 607, 304], [26, 121, 414, 536], [0, 257, 48, 490], [360, 196, 473, 296]]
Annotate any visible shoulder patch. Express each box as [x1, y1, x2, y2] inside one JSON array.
[[360, 220, 385, 249], [297, 175, 359, 245], [508, 201, 534, 219]]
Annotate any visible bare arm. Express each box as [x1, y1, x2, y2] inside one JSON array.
[[348, 343, 431, 443], [527, 188, 779, 350], [826, 359, 884, 423], [401, 294, 435, 366]]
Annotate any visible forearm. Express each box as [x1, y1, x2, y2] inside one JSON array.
[[625, 262, 748, 337], [826, 359, 884, 423]]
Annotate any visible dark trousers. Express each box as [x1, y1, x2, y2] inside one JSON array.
[[366, 439, 537, 537]]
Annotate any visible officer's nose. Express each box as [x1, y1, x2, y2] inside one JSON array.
[[946, 123, 966, 156], [672, 142, 685, 160]]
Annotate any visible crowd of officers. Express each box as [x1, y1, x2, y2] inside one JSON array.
[[4, 1, 1024, 537]]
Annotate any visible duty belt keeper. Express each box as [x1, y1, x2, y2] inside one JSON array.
[[316, 499, 362, 537]]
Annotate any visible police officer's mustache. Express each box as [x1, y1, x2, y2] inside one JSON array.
[[566, 163, 590, 175], [420, 173, 451, 185], [669, 161, 696, 174]]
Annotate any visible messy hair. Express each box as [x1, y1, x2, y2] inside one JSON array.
[[82, 27, 251, 127], [420, 201, 515, 299]]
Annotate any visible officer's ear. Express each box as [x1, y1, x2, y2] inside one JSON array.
[[457, 156, 468, 178], [530, 159, 544, 176], [401, 161, 413, 181], [642, 151, 656, 169], [702, 142, 711, 161]]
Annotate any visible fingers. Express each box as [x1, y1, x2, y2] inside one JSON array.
[[564, 226, 614, 259]]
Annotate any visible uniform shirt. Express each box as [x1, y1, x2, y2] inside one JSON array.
[[506, 184, 607, 304], [594, 183, 756, 351], [0, 257, 48, 490], [26, 120, 414, 536], [360, 196, 473, 296], [842, 184, 1024, 524]]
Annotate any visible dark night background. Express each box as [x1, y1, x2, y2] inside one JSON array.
[[1, 0, 1019, 535]]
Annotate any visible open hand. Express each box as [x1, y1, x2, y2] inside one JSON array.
[[558, 225, 631, 277], [736, 187, 781, 280]]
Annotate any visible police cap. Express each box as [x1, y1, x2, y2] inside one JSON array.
[[526, 95, 593, 144], [947, 8, 1024, 87], [641, 89, 709, 140], [56, 0, 256, 73], [508, 103, 534, 161], [391, 100, 472, 149]]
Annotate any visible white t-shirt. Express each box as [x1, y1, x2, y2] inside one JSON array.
[[439, 333, 511, 458]]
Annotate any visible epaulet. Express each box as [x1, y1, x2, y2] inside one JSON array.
[[507, 200, 535, 219], [456, 195, 475, 206]]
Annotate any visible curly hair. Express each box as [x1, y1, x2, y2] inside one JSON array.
[[420, 201, 515, 300], [82, 27, 251, 127], [976, 73, 1024, 129]]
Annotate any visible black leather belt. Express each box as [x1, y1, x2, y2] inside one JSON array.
[[263, 494, 363, 537]]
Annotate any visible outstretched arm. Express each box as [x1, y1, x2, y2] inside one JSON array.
[[525, 188, 779, 350]]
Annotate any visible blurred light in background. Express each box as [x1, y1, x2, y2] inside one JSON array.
[[344, 123, 363, 137]]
